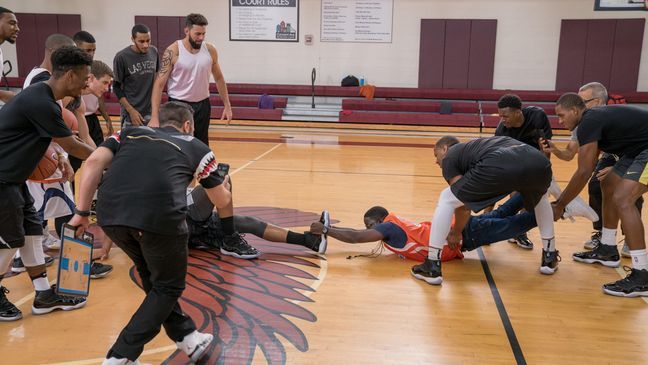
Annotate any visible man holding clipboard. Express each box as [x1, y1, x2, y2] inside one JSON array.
[[69, 101, 245, 364]]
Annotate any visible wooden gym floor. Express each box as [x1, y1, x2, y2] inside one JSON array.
[[1, 122, 648, 365]]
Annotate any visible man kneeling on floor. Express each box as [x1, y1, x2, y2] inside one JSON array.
[[69, 101, 246, 364]]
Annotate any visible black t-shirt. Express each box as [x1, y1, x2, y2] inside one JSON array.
[[494, 106, 552, 150], [96, 126, 224, 235], [0, 82, 72, 183], [577, 105, 648, 158], [441, 136, 523, 182]]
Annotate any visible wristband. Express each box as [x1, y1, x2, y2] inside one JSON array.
[[74, 208, 91, 217]]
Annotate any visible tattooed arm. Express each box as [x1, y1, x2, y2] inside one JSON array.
[[149, 43, 177, 127]]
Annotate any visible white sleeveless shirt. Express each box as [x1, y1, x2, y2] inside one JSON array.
[[167, 40, 211, 102]]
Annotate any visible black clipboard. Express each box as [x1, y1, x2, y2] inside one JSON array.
[[56, 224, 94, 297]]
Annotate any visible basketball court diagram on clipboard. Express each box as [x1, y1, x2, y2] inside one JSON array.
[[56, 224, 94, 297]]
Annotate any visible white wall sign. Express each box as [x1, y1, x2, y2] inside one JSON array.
[[594, 0, 647, 10], [321, 0, 393, 43], [230, 0, 299, 42]]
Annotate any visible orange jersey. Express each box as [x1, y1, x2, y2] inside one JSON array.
[[382, 213, 464, 262]]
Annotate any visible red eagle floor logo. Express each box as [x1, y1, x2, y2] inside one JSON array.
[[129, 207, 335, 364]]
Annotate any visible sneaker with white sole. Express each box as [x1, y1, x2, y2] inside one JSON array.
[[603, 267, 648, 297], [101, 358, 141, 365], [0, 286, 22, 322], [540, 249, 560, 275], [176, 330, 214, 362], [220, 232, 260, 259], [411, 258, 443, 285], [304, 232, 327, 254], [32, 288, 87, 315], [572, 244, 620, 268], [90, 262, 113, 279], [319, 210, 330, 254], [12, 256, 54, 273], [563, 197, 599, 222]]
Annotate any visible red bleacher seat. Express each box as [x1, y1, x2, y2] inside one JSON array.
[[210, 107, 283, 121], [339, 111, 480, 127]]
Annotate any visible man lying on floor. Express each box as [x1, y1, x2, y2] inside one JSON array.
[[309, 193, 541, 262], [187, 185, 327, 259]]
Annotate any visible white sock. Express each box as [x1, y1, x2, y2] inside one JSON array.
[[630, 249, 648, 271], [33, 277, 50, 291], [542, 237, 556, 252], [534, 194, 555, 251], [600, 228, 617, 246], [20, 235, 46, 266], [548, 178, 562, 200], [428, 187, 463, 260]]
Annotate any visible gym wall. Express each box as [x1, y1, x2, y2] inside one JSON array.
[[1, 0, 647, 91]]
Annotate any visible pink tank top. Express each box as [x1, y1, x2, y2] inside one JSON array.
[[167, 40, 211, 102]]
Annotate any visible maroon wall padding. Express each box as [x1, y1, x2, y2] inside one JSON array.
[[339, 111, 480, 127], [443, 20, 471, 89], [609, 19, 645, 92], [419, 19, 497, 89], [583, 19, 616, 88], [209, 107, 283, 121], [342, 99, 480, 113], [418, 20, 446, 88], [14, 13, 81, 77], [468, 20, 497, 89], [135, 16, 184, 52], [555, 20, 588, 91], [556, 18, 645, 92]]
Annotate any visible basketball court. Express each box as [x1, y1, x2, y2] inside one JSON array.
[[1, 123, 647, 365]]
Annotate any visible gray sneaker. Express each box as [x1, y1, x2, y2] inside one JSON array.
[[584, 231, 601, 250], [620, 239, 631, 258]]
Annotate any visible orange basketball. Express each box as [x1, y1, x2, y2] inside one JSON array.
[[62, 107, 78, 132], [29, 145, 59, 181]]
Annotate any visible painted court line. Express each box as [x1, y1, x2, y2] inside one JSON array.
[[230, 143, 283, 176], [477, 248, 527, 365]]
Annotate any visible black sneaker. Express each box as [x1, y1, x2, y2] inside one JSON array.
[[32, 288, 86, 315], [90, 262, 113, 279], [11, 257, 25, 273], [572, 244, 620, 268], [602, 267, 648, 297], [304, 232, 327, 254], [0, 286, 22, 322], [220, 232, 261, 259], [540, 249, 560, 275], [411, 258, 443, 285], [513, 233, 533, 249], [584, 230, 602, 250], [11, 256, 54, 273]]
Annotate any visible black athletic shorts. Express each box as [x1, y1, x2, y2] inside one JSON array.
[[613, 149, 648, 185], [450, 144, 552, 212], [0, 182, 44, 248]]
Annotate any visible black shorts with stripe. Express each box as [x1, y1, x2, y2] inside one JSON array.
[[450, 144, 552, 212], [613, 149, 648, 185]]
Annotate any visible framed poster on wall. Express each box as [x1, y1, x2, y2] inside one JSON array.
[[230, 0, 299, 42], [321, 0, 393, 43], [594, 0, 647, 11]]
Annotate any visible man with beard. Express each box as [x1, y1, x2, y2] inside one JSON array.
[[0, 7, 19, 102], [149, 13, 232, 145]]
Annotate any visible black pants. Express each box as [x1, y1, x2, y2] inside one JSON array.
[[101, 226, 196, 361], [168, 97, 211, 146], [588, 153, 643, 231]]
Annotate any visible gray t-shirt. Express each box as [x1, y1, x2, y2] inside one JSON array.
[[113, 46, 159, 116]]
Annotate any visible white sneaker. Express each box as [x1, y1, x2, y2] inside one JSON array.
[[101, 358, 140, 365], [41, 231, 60, 250], [176, 330, 213, 362], [563, 197, 599, 222]]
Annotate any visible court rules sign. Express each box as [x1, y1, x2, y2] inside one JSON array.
[[230, 0, 300, 42]]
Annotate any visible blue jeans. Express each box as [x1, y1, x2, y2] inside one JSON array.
[[461, 194, 537, 251]]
